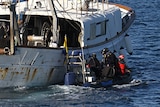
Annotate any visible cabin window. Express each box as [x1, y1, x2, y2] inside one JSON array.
[[96, 21, 106, 36], [96, 23, 101, 36], [100, 21, 106, 35], [89, 21, 106, 40]]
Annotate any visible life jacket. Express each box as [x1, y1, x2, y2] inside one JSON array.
[[118, 61, 126, 75]]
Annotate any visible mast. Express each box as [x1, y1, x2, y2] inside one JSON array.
[[9, 3, 15, 55], [47, 0, 59, 44]]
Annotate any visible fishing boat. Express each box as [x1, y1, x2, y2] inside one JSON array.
[[0, 0, 135, 88]]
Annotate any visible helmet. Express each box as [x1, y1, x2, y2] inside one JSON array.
[[119, 54, 124, 59], [92, 53, 96, 58], [101, 48, 109, 55]]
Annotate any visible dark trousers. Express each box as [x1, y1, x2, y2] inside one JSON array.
[[90, 67, 101, 80]]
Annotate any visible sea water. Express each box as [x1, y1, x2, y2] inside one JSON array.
[[0, 0, 160, 107]]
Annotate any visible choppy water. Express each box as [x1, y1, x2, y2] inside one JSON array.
[[0, 0, 160, 107]]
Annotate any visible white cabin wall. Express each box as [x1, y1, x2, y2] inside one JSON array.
[[113, 9, 122, 33], [81, 17, 92, 46], [83, 14, 107, 46], [105, 12, 116, 39], [82, 8, 122, 46], [104, 7, 122, 39]]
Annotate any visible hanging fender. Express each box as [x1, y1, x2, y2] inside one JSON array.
[[124, 34, 133, 55]]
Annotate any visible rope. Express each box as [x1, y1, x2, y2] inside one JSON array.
[[55, 0, 83, 32]]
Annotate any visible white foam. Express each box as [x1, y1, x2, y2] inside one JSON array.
[[112, 79, 143, 89]]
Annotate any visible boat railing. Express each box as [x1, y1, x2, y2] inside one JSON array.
[[57, 0, 109, 18]]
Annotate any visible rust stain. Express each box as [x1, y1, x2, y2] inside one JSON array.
[[0, 68, 8, 80], [10, 72, 20, 81], [25, 68, 30, 81], [47, 68, 54, 82], [31, 68, 37, 81], [0, 67, 25, 81], [20, 72, 24, 74], [16, 72, 19, 75]]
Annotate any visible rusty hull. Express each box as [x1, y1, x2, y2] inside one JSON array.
[[0, 47, 66, 88]]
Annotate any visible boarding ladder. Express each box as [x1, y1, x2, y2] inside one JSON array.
[[67, 51, 86, 84], [68, 55, 83, 65]]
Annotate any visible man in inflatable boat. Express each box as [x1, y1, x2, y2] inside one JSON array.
[[87, 48, 131, 84]]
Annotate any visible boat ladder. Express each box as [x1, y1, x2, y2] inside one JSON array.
[[67, 53, 87, 84], [68, 55, 83, 66]]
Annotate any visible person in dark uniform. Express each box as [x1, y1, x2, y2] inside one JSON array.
[[87, 53, 101, 80], [101, 48, 120, 79]]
